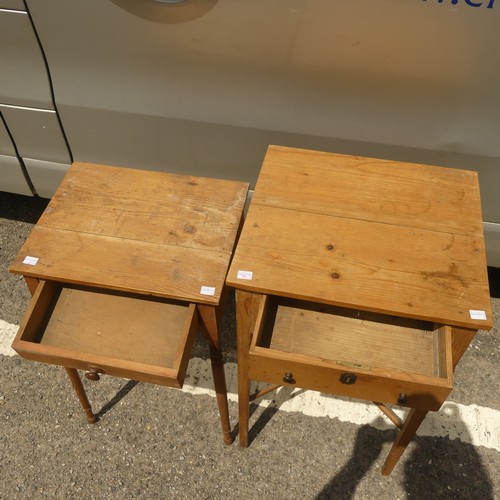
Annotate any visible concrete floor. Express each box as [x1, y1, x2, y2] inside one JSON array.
[[1, 191, 498, 499]]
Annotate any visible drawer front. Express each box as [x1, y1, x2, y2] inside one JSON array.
[[249, 349, 452, 411], [15, 349, 195, 388], [13, 280, 199, 388]]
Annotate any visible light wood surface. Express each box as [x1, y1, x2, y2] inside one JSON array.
[[227, 146, 492, 330], [41, 287, 192, 368], [247, 294, 453, 411], [235, 289, 262, 447], [10, 163, 246, 440], [13, 226, 229, 304], [229, 146, 491, 470], [13, 281, 198, 388], [382, 408, 429, 475], [248, 348, 452, 411], [65, 367, 96, 424], [255, 297, 446, 377], [251, 145, 484, 237], [11, 162, 249, 305]]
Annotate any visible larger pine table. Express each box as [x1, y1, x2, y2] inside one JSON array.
[[10, 162, 248, 444], [226, 145, 492, 474]]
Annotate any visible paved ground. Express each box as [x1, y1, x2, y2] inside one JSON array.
[[0, 191, 498, 499]]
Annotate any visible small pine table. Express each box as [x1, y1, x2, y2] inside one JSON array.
[[226, 145, 492, 473], [10, 162, 248, 444]]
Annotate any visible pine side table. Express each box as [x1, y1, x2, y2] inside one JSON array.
[[226, 145, 492, 473], [10, 162, 248, 445]]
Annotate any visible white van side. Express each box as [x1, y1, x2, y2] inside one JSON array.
[[1, 1, 499, 266]]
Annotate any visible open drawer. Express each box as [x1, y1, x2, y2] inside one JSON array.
[[13, 280, 199, 388], [249, 295, 453, 411]]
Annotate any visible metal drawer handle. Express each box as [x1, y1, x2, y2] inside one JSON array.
[[283, 372, 296, 384], [398, 393, 408, 405], [339, 372, 357, 385]]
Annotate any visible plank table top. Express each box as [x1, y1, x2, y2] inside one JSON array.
[[11, 163, 249, 305], [227, 146, 492, 330]]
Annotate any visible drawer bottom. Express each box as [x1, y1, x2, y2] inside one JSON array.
[[13, 280, 199, 387]]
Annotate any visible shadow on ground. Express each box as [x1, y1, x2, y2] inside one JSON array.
[[316, 415, 494, 500], [0, 191, 49, 223]]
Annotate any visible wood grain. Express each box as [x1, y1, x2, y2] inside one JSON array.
[[13, 281, 199, 388], [36, 163, 248, 253], [229, 145, 489, 467], [41, 287, 191, 367], [248, 347, 452, 411], [252, 145, 484, 237], [247, 294, 452, 410], [227, 204, 492, 329], [11, 226, 229, 304], [264, 302, 443, 377], [10, 162, 249, 305]]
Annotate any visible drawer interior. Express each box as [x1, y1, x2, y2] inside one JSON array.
[[253, 296, 450, 379], [14, 280, 198, 384]]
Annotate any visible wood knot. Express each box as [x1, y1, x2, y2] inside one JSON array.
[[184, 225, 196, 234]]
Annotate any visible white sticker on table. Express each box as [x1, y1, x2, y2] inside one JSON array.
[[469, 310, 487, 320], [237, 270, 253, 280], [200, 286, 216, 296], [23, 256, 39, 266]]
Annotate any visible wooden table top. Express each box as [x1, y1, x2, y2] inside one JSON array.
[[10, 163, 248, 305], [227, 146, 492, 330]]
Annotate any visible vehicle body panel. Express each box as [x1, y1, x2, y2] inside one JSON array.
[[2, 0, 499, 265]]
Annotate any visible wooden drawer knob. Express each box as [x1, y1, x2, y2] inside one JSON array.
[[85, 368, 103, 381]]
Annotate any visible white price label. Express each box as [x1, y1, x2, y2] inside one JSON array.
[[200, 286, 216, 296], [469, 310, 487, 320], [23, 256, 39, 266], [237, 270, 253, 280]]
